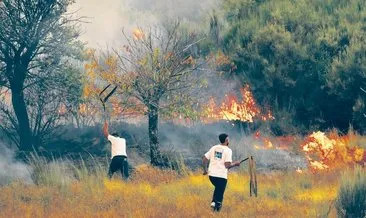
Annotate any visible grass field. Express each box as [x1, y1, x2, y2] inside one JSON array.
[[0, 164, 347, 218]]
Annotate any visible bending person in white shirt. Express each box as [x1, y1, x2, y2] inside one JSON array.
[[202, 133, 241, 212], [103, 121, 129, 180]]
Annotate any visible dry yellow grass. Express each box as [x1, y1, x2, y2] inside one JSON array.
[[0, 165, 341, 218]]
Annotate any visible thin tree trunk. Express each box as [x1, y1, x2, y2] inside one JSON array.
[[148, 103, 161, 166]]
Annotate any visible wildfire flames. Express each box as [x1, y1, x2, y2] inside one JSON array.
[[80, 73, 366, 174], [203, 85, 274, 123], [250, 130, 365, 173], [301, 131, 365, 172]]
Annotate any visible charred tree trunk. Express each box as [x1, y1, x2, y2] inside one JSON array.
[[148, 102, 161, 166]]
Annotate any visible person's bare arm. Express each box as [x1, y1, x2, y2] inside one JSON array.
[[225, 161, 240, 169], [103, 121, 109, 138], [202, 156, 209, 175]]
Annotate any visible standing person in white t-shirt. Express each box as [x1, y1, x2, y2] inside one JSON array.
[[103, 121, 129, 180], [202, 133, 241, 212]]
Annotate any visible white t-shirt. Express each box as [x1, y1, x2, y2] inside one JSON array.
[[204, 144, 233, 179], [108, 135, 127, 159]]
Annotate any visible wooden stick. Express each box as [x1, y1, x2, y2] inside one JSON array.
[[249, 156, 258, 197], [252, 156, 257, 197]]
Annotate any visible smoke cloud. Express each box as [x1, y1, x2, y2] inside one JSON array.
[[69, 0, 220, 47], [0, 143, 32, 185]]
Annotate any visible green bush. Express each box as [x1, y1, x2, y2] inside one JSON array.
[[335, 166, 366, 218]]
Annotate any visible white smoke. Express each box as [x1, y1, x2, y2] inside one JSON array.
[[0, 143, 32, 185], [69, 0, 220, 47], [231, 135, 308, 172]]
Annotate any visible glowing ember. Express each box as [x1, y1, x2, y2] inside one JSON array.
[[203, 85, 274, 123], [254, 145, 261, 150], [132, 28, 144, 40], [296, 167, 303, 174], [252, 131, 293, 150], [255, 131, 261, 139], [264, 138, 273, 149], [301, 131, 365, 172]]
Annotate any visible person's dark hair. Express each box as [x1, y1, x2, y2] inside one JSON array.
[[111, 132, 120, 137], [219, 133, 228, 144]]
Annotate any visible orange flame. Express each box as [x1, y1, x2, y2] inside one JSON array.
[[264, 138, 273, 149], [301, 131, 365, 172], [203, 85, 274, 123]]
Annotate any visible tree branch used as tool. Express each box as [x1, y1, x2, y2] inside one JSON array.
[[99, 84, 117, 120]]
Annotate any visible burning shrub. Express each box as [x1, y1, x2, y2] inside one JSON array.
[[301, 131, 365, 172], [202, 85, 274, 123], [335, 166, 366, 218]]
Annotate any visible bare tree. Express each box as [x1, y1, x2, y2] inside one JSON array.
[[115, 22, 203, 166], [0, 0, 83, 150], [85, 22, 203, 165]]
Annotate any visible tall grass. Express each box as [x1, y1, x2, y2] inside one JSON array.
[[27, 152, 75, 187], [158, 150, 190, 176], [2, 151, 355, 217], [0, 167, 341, 218], [335, 166, 366, 218], [27, 151, 109, 188]]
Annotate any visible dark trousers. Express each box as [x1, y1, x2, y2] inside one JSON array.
[[209, 176, 227, 210], [108, 155, 129, 180]]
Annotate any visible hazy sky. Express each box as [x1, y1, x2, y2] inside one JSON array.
[[69, 0, 220, 48]]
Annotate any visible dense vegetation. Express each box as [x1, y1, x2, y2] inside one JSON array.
[[204, 0, 366, 134]]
